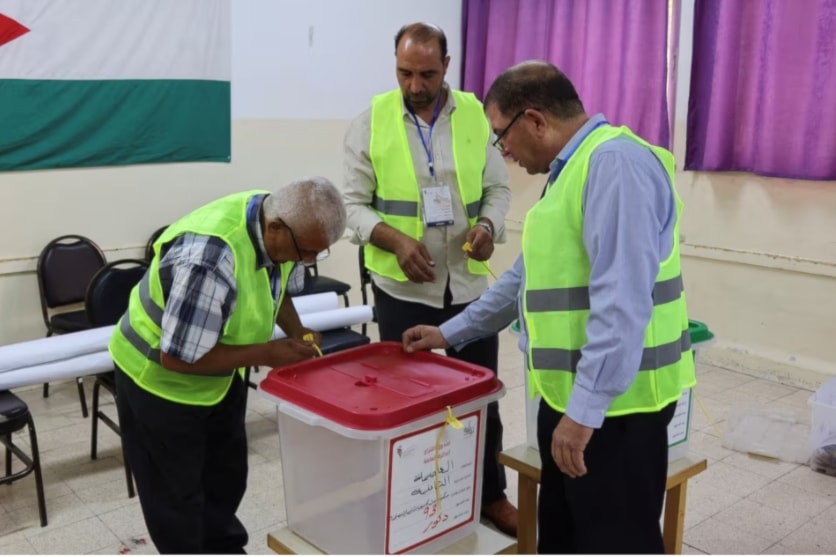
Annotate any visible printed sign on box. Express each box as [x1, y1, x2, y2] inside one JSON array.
[[385, 412, 480, 554]]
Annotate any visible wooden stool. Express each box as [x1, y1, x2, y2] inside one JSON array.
[[499, 443, 707, 554], [267, 523, 517, 555]]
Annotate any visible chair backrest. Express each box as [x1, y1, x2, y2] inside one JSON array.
[[144, 225, 168, 263], [85, 259, 149, 327], [37, 235, 107, 323]]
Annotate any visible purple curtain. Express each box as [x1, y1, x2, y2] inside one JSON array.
[[686, 0, 836, 180], [461, 0, 670, 147]]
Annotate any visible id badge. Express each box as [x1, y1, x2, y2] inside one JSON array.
[[420, 184, 455, 228]]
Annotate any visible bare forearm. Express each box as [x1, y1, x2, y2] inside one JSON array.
[[370, 222, 409, 253], [161, 342, 268, 374], [276, 294, 305, 339]]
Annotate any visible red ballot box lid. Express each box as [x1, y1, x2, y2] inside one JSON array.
[[260, 341, 502, 430]]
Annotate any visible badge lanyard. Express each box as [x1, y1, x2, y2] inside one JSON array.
[[247, 196, 279, 302], [408, 94, 443, 180]]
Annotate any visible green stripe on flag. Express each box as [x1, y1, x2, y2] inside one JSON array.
[[0, 79, 230, 170]]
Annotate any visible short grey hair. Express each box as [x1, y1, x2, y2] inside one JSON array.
[[262, 176, 346, 244]]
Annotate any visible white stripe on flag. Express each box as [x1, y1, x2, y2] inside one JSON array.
[[0, 0, 229, 80]]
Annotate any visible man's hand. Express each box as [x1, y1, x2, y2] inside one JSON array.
[[394, 236, 436, 283], [551, 415, 594, 478], [402, 325, 449, 353], [264, 338, 318, 367], [464, 223, 495, 262]]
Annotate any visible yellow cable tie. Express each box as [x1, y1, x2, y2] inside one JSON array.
[[434, 406, 464, 511], [462, 242, 498, 280], [693, 388, 723, 437], [302, 333, 323, 357], [446, 406, 464, 430]]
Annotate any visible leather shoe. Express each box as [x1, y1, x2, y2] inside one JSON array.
[[481, 497, 518, 538]]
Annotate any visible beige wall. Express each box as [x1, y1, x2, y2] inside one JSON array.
[[676, 172, 836, 389]]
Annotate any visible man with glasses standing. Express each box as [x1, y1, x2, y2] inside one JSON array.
[[341, 22, 516, 536], [109, 177, 346, 554], [403, 61, 696, 554]]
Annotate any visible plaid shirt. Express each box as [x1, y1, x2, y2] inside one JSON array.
[[159, 195, 306, 363]]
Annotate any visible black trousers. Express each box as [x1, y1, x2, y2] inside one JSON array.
[[537, 398, 676, 554], [114, 367, 249, 554], [373, 284, 507, 505]]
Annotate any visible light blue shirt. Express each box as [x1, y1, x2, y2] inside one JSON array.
[[440, 114, 676, 428]]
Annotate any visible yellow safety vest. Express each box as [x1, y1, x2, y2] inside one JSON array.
[[108, 191, 294, 406], [522, 125, 696, 416], [365, 88, 490, 280]]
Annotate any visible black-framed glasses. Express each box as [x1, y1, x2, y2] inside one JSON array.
[[281, 219, 329, 264], [492, 109, 527, 151]]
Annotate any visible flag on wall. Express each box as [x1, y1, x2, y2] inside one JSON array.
[[0, 0, 230, 171]]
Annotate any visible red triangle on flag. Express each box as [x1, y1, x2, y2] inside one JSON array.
[[0, 13, 29, 48]]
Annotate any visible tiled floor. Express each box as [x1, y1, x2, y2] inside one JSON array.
[[1, 326, 835, 554]]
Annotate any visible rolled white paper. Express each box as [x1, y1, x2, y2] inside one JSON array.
[[272, 306, 374, 340], [0, 293, 337, 373], [0, 351, 114, 391], [0, 325, 115, 374], [0, 299, 369, 385], [0, 305, 374, 390], [291, 292, 340, 315]]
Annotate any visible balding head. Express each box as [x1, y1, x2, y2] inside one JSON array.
[[485, 60, 584, 121], [394, 22, 447, 61]]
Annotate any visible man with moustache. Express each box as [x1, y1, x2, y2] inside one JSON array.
[[340, 22, 517, 536]]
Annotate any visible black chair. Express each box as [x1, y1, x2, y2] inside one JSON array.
[[319, 328, 371, 354], [358, 246, 377, 336], [144, 225, 168, 263], [294, 263, 351, 307], [0, 390, 47, 527], [36, 234, 107, 415], [86, 259, 148, 499]]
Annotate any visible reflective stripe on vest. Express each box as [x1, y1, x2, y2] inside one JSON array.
[[530, 329, 691, 373], [116, 274, 237, 377], [108, 190, 295, 405], [364, 88, 490, 281], [118, 274, 162, 364], [525, 274, 684, 312], [371, 196, 482, 220], [522, 124, 696, 417]]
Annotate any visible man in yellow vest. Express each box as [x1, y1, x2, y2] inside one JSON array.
[[108, 177, 346, 554], [341, 22, 517, 535], [403, 61, 696, 553]]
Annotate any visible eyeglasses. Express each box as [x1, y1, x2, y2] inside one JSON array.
[[492, 109, 527, 152], [282, 219, 330, 264]]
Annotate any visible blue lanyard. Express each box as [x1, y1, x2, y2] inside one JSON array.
[[408, 94, 443, 178], [247, 196, 279, 302], [543, 120, 609, 197]]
